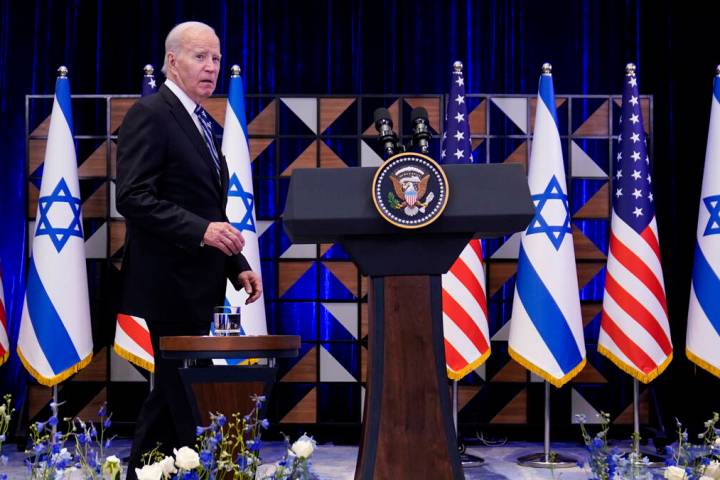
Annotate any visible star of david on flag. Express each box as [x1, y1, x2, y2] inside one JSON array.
[[526, 175, 572, 250], [687, 69, 720, 378], [228, 174, 256, 233], [35, 178, 83, 252], [18, 69, 93, 386], [508, 65, 585, 388]]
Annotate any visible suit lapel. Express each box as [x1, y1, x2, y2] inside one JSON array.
[[160, 85, 224, 203]]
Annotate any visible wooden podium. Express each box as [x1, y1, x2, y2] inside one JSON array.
[[283, 164, 533, 479], [159, 335, 300, 425]]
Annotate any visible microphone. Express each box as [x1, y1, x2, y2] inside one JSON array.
[[373, 108, 399, 158], [410, 107, 431, 154]]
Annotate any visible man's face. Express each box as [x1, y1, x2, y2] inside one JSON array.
[[169, 28, 221, 104]]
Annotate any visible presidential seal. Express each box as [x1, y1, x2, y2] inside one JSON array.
[[372, 152, 449, 229]]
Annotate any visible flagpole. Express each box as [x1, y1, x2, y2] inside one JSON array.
[[517, 382, 576, 468], [452, 380, 484, 468], [633, 378, 640, 455], [51, 385, 58, 437]]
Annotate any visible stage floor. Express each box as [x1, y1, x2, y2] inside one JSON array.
[[1, 439, 666, 479]]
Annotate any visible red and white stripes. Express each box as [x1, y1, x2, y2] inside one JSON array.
[[442, 239, 490, 380], [598, 216, 672, 382], [114, 313, 154, 373]]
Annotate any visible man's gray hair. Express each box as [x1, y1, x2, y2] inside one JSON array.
[[162, 21, 217, 74]]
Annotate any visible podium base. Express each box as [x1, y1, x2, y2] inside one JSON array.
[[516, 452, 577, 469]]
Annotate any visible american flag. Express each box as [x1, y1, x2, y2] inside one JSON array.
[[112, 65, 158, 374], [598, 64, 672, 383], [141, 64, 158, 97], [440, 61, 490, 380]]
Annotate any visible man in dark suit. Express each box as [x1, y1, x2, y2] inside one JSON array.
[[116, 21, 262, 477]]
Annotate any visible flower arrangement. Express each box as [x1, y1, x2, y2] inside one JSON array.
[[23, 399, 118, 479], [0, 392, 315, 480], [0, 393, 15, 480], [663, 413, 720, 480], [576, 412, 654, 480], [577, 411, 720, 480], [136, 394, 318, 480]]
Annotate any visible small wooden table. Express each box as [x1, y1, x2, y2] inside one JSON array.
[[159, 335, 300, 425]]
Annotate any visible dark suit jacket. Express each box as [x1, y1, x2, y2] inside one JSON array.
[[116, 84, 250, 330]]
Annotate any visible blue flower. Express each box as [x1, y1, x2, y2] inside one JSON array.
[[196, 425, 209, 436], [35, 421, 45, 433], [216, 414, 226, 427], [201, 450, 214, 467], [98, 404, 106, 418], [89, 425, 97, 439], [260, 418, 270, 430], [103, 417, 112, 429], [0, 455, 7, 466], [247, 439, 262, 452], [591, 438, 604, 449], [104, 438, 113, 449], [48, 416, 58, 427], [78, 434, 88, 445]]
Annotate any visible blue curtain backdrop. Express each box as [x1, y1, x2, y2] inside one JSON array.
[[0, 0, 716, 430]]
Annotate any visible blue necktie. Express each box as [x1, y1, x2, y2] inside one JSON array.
[[194, 105, 221, 179]]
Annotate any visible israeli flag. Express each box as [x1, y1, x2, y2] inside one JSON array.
[[18, 69, 93, 386], [222, 66, 267, 336], [508, 66, 586, 388], [687, 71, 720, 378]]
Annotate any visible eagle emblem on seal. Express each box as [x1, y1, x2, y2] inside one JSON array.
[[387, 166, 436, 217]]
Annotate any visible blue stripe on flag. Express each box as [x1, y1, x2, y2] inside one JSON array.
[[26, 258, 81, 374], [55, 77, 74, 134], [692, 241, 720, 337], [228, 75, 249, 140], [516, 245, 583, 374], [714, 77, 720, 105], [538, 74, 559, 127]]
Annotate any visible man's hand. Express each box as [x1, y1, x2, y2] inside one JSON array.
[[238, 271, 263, 304], [203, 222, 245, 255]]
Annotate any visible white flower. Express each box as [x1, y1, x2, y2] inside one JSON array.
[[704, 461, 720, 479], [159, 456, 178, 478], [665, 465, 688, 480], [135, 463, 164, 480], [715, 437, 720, 447], [0, 405, 5, 414], [104, 455, 120, 464], [290, 434, 316, 459], [255, 463, 278, 479], [56, 467, 86, 480], [174, 446, 200, 470], [700, 476, 715, 480]]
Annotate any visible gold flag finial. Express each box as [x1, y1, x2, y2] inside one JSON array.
[[625, 63, 637, 76], [541, 63, 552, 75], [144, 64, 154, 76], [230, 65, 241, 77], [57, 66, 68, 78]]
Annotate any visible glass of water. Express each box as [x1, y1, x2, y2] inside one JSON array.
[[213, 306, 242, 336]]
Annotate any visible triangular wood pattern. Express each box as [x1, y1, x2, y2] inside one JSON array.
[[504, 141, 528, 174], [488, 262, 517, 296], [281, 141, 317, 177], [82, 183, 108, 218], [248, 100, 276, 135], [280, 388, 317, 423], [79, 142, 109, 177], [491, 388, 527, 424], [319, 98, 356, 133], [319, 141, 346, 169], [572, 225, 606, 260], [110, 98, 138, 133], [468, 100, 487, 135], [278, 261, 314, 297], [574, 183, 609, 219], [574, 100, 609, 136], [281, 347, 318, 382]]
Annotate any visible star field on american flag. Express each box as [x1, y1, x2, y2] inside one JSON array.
[[441, 68, 472, 164], [142, 73, 157, 97], [614, 74, 653, 233]]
